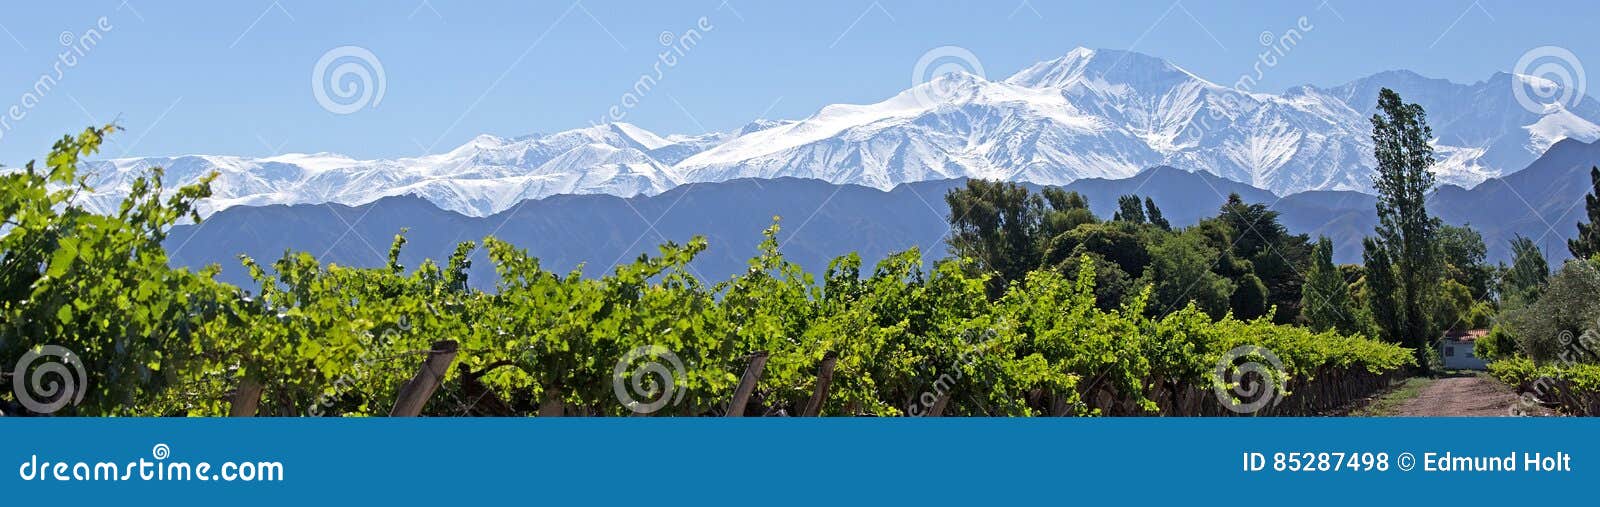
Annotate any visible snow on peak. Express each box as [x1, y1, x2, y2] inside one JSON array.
[[1006, 47, 1218, 90], [1525, 108, 1600, 153], [736, 119, 795, 136], [678, 70, 1098, 173], [605, 122, 673, 150], [78, 49, 1600, 218], [445, 134, 510, 158]]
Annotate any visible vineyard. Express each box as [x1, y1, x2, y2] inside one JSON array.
[[0, 126, 1419, 417], [1487, 358, 1600, 416]]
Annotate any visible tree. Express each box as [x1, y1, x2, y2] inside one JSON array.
[[1474, 326, 1515, 362], [1438, 224, 1492, 300], [1041, 187, 1088, 211], [1430, 279, 1477, 333], [1144, 197, 1171, 230], [1362, 238, 1404, 344], [1502, 260, 1600, 363], [944, 180, 1045, 297], [1215, 193, 1310, 323], [1369, 88, 1442, 361], [1039, 188, 1097, 240], [1303, 237, 1363, 334], [1113, 195, 1146, 224], [1141, 229, 1233, 318], [1230, 273, 1269, 320], [1218, 193, 1285, 260], [1042, 222, 1150, 279], [1502, 235, 1550, 305], [1570, 166, 1600, 261], [1049, 252, 1134, 311]]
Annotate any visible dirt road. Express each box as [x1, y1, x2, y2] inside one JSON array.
[[1390, 375, 1546, 416]]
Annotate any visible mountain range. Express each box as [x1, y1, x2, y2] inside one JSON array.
[[78, 47, 1600, 218], [164, 137, 1600, 290]]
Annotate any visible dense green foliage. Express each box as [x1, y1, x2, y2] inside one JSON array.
[[1487, 256, 1600, 415], [1, 126, 226, 414], [1498, 259, 1600, 364], [0, 126, 1416, 417], [1474, 325, 1515, 363], [1438, 225, 1493, 301], [948, 183, 1312, 324]]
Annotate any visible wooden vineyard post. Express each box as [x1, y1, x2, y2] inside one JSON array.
[[538, 387, 564, 417], [456, 362, 516, 417], [727, 351, 770, 417], [229, 378, 263, 417], [802, 352, 838, 417], [927, 393, 951, 417], [389, 340, 459, 417]]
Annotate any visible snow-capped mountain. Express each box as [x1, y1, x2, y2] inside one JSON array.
[[75, 47, 1600, 217], [678, 48, 1600, 195], [79, 123, 715, 217]]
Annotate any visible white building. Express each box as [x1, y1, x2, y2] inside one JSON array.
[[1440, 329, 1488, 370]]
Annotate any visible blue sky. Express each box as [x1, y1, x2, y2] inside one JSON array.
[[1, 0, 1597, 163]]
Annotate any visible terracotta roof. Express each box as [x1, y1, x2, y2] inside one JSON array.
[[1442, 329, 1489, 343]]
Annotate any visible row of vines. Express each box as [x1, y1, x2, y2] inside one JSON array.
[[0, 126, 1414, 417], [1487, 358, 1600, 416]]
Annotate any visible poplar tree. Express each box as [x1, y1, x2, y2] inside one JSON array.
[[1368, 88, 1441, 362]]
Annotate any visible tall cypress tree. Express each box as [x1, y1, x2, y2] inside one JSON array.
[[1569, 166, 1600, 261], [1369, 88, 1441, 362], [1303, 237, 1360, 334]]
